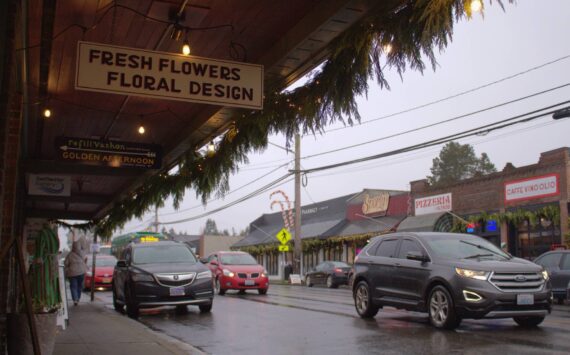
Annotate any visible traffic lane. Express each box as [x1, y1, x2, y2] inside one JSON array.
[[93, 287, 570, 354]]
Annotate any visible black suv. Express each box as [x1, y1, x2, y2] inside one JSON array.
[[352, 232, 552, 329], [112, 241, 214, 318]]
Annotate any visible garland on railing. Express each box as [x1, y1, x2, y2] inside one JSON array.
[[93, 1, 507, 237], [451, 206, 562, 233]]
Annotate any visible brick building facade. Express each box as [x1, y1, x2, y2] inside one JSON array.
[[409, 147, 570, 259]]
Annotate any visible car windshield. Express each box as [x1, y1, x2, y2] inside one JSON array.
[[86, 256, 117, 267], [133, 245, 197, 264], [220, 253, 257, 265], [424, 236, 510, 260]]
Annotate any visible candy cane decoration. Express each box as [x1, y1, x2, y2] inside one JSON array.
[[270, 190, 294, 231]]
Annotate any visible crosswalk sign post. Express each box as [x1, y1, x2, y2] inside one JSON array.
[[275, 228, 292, 245]]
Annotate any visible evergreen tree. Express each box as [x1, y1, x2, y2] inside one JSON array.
[[427, 142, 497, 187], [204, 219, 220, 235]]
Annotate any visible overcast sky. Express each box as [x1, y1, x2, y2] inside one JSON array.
[[96, 0, 570, 242]]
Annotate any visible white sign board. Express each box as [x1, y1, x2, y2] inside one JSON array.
[[505, 174, 559, 203], [76, 41, 264, 109], [90, 243, 100, 253], [414, 193, 452, 216], [289, 274, 302, 285], [28, 174, 71, 196]]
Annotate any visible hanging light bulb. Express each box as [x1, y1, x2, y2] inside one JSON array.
[[470, 0, 483, 13], [182, 39, 191, 56], [382, 43, 393, 54], [206, 141, 215, 157], [43, 108, 52, 118], [138, 124, 145, 135]]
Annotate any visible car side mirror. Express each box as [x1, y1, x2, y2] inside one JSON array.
[[210, 260, 219, 266], [200, 258, 208, 264], [116, 260, 127, 268], [407, 251, 429, 262]]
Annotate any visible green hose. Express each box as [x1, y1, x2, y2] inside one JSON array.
[[29, 226, 61, 312]]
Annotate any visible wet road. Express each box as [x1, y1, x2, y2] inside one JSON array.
[[96, 285, 570, 354]]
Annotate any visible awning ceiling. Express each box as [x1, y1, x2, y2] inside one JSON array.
[[396, 212, 453, 233], [22, 0, 391, 223]]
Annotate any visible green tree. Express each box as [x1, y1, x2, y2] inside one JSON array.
[[427, 142, 497, 186], [204, 219, 220, 235]]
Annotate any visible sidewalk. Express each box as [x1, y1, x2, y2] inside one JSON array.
[[54, 297, 204, 355]]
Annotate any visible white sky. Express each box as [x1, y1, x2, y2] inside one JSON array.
[[102, 0, 570, 240]]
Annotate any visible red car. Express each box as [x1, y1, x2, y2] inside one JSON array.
[[203, 251, 269, 295], [84, 255, 117, 291]]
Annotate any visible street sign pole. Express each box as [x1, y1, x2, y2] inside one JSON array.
[[294, 133, 301, 274]]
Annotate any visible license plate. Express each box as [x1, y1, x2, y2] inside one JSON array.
[[102, 278, 112, 283], [517, 294, 534, 305], [244, 280, 255, 286], [169, 287, 185, 296]]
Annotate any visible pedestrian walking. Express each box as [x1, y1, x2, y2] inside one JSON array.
[[64, 234, 87, 306]]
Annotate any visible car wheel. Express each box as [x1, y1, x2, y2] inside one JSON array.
[[199, 302, 212, 313], [112, 284, 123, 313], [125, 284, 139, 319], [258, 288, 268, 295], [215, 278, 226, 296], [326, 275, 337, 289], [513, 316, 545, 327], [428, 285, 461, 330], [305, 276, 313, 287], [354, 281, 379, 318]]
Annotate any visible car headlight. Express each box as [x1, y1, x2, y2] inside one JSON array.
[[261, 269, 268, 278], [541, 269, 549, 281], [196, 270, 212, 279], [223, 269, 235, 277], [455, 267, 489, 281], [131, 273, 154, 282]]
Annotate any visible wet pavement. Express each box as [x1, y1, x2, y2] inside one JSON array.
[[95, 285, 570, 354]]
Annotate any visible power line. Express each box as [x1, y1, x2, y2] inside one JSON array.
[[301, 83, 570, 160], [298, 101, 570, 175], [311, 54, 570, 135]]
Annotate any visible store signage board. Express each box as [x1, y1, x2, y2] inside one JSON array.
[[75, 41, 263, 109], [28, 174, 71, 196], [414, 193, 452, 216], [361, 192, 390, 217], [504, 174, 559, 203], [55, 136, 162, 169]]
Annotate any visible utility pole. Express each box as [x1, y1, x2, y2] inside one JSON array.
[[294, 133, 302, 274], [154, 206, 159, 232]]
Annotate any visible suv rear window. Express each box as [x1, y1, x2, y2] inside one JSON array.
[[133, 245, 197, 264], [372, 239, 399, 257], [536, 253, 562, 268]]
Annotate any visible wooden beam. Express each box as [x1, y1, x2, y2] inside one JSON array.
[[25, 208, 94, 220], [23, 160, 144, 177]]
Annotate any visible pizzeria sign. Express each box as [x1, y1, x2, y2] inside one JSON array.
[[75, 41, 263, 109]]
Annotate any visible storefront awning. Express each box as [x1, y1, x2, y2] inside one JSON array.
[[396, 212, 454, 232]]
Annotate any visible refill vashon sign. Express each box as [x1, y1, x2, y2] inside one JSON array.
[[75, 41, 263, 109]]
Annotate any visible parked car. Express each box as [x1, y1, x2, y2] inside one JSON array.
[[352, 232, 552, 329], [84, 255, 117, 291], [203, 251, 269, 295], [305, 261, 351, 288], [112, 241, 214, 318], [533, 250, 570, 304]]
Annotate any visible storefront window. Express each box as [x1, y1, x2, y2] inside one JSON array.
[[515, 219, 560, 259]]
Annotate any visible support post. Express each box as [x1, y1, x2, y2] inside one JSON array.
[[90, 233, 97, 302], [294, 133, 301, 274]]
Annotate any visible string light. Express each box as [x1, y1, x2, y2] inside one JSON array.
[[138, 125, 145, 135], [206, 141, 215, 157], [470, 0, 483, 13], [182, 30, 191, 55], [383, 43, 393, 54], [43, 108, 52, 118]]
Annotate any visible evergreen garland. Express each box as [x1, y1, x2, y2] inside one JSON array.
[[92, 1, 507, 238]]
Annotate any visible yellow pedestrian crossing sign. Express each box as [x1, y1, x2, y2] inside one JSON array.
[[278, 245, 290, 252], [276, 228, 292, 244]]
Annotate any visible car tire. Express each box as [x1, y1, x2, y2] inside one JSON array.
[[513, 316, 545, 327], [215, 278, 226, 296], [326, 275, 337, 289], [428, 285, 461, 330], [199, 302, 213, 313], [112, 284, 123, 313], [125, 284, 139, 319], [258, 288, 268, 295], [354, 281, 379, 318], [305, 276, 313, 287]]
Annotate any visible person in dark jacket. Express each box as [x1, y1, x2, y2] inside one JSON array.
[[64, 238, 87, 305]]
